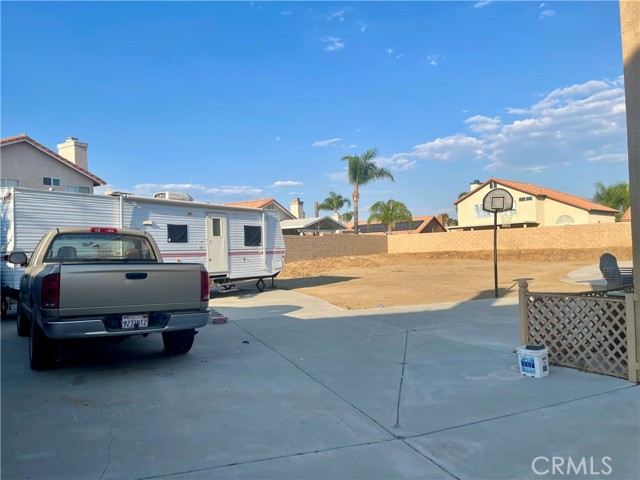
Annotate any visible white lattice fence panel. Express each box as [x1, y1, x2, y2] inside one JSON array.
[[526, 293, 629, 378]]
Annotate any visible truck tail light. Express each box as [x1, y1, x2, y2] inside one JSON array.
[[201, 271, 210, 302], [90, 227, 118, 233], [41, 273, 60, 309]]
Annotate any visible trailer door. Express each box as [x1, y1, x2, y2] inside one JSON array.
[[206, 215, 228, 274]]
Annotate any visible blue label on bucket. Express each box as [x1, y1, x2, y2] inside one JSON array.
[[520, 356, 536, 373]]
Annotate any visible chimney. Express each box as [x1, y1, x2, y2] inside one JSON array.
[[57, 137, 88, 170], [290, 197, 304, 219], [314, 201, 319, 217], [469, 179, 482, 193]]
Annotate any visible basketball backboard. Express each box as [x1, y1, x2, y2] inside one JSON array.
[[482, 188, 514, 213]]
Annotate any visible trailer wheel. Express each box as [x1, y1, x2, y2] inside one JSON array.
[[163, 329, 196, 355], [30, 319, 57, 371], [17, 303, 30, 337], [1, 297, 8, 316]]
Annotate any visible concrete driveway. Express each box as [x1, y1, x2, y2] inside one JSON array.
[[1, 288, 638, 479]]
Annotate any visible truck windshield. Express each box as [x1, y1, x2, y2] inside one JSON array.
[[43, 233, 157, 263]]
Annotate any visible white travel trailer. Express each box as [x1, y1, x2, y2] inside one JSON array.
[[1, 187, 285, 310]]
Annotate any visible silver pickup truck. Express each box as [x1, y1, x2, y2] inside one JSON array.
[[8, 226, 210, 370]]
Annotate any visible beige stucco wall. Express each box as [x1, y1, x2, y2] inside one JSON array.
[[0, 143, 95, 192], [457, 183, 614, 228]]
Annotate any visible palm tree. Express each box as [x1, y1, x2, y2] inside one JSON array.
[[593, 181, 630, 220], [318, 192, 351, 219], [341, 148, 394, 234], [440, 213, 458, 227], [341, 211, 354, 223], [367, 199, 413, 234]]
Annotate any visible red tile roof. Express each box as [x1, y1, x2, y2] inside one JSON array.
[[453, 177, 617, 213], [0, 134, 106, 186], [225, 198, 276, 209], [620, 207, 631, 222]]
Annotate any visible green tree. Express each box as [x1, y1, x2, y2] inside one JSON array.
[[367, 199, 413, 234], [341, 148, 394, 234], [318, 191, 351, 218], [341, 211, 353, 223], [593, 181, 630, 220], [440, 213, 458, 227]]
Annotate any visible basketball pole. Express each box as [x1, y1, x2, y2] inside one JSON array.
[[493, 211, 499, 298]]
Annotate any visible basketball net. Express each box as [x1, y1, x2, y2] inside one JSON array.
[[499, 210, 514, 228]]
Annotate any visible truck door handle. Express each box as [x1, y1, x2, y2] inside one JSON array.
[[126, 273, 148, 280]]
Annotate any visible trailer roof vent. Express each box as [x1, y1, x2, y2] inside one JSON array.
[[153, 192, 193, 202]]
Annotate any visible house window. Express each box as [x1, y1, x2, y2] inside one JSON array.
[[0, 178, 19, 187], [43, 177, 61, 187], [66, 185, 91, 194], [556, 215, 575, 225], [518, 196, 533, 202], [167, 224, 188, 243], [474, 205, 493, 219], [244, 226, 262, 247]]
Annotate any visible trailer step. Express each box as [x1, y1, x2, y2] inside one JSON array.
[[207, 309, 228, 324], [215, 284, 238, 293]]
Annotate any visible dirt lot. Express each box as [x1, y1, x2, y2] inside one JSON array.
[[277, 248, 633, 309]]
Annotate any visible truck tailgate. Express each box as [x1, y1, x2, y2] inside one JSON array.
[[58, 264, 204, 316]]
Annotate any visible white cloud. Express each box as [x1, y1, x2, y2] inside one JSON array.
[[385, 48, 394, 55], [280, 10, 292, 16], [356, 22, 367, 33], [132, 183, 263, 198], [427, 54, 439, 66], [465, 115, 502, 134], [587, 153, 627, 164], [322, 36, 344, 52], [474, 1, 493, 9], [327, 9, 345, 21], [270, 180, 304, 188], [379, 78, 625, 176], [479, 77, 626, 171], [539, 3, 555, 19], [313, 137, 342, 147], [326, 171, 348, 182], [375, 155, 419, 172], [275, 136, 281, 141]]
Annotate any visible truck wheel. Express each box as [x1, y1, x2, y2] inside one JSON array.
[[30, 319, 57, 370], [162, 329, 196, 355], [17, 304, 30, 337]]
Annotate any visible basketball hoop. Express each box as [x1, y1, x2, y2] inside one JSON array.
[[500, 210, 515, 228], [481, 187, 515, 298]]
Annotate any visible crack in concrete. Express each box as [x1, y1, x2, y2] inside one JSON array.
[[98, 406, 114, 480]]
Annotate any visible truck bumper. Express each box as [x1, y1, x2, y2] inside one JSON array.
[[42, 311, 209, 340]]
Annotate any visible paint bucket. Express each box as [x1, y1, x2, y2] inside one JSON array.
[[517, 345, 549, 378]]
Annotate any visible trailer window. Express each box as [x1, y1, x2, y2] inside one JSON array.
[[167, 224, 188, 243], [211, 218, 221, 237], [244, 226, 261, 247]]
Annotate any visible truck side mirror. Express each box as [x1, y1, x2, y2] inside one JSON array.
[[7, 252, 28, 266]]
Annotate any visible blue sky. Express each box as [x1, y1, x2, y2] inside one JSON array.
[[2, 1, 628, 220]]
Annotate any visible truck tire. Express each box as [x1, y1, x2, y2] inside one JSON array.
[[17, 303, 30, 337], [30, 319, 57, 370], [162, 329, 196, 355]]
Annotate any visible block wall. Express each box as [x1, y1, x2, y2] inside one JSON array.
[[387, 223, 633, 253], [283, 223, 633, 262], [284, 235, 387, 262]]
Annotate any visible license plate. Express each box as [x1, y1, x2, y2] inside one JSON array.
[[121, 314, 149, 329]]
